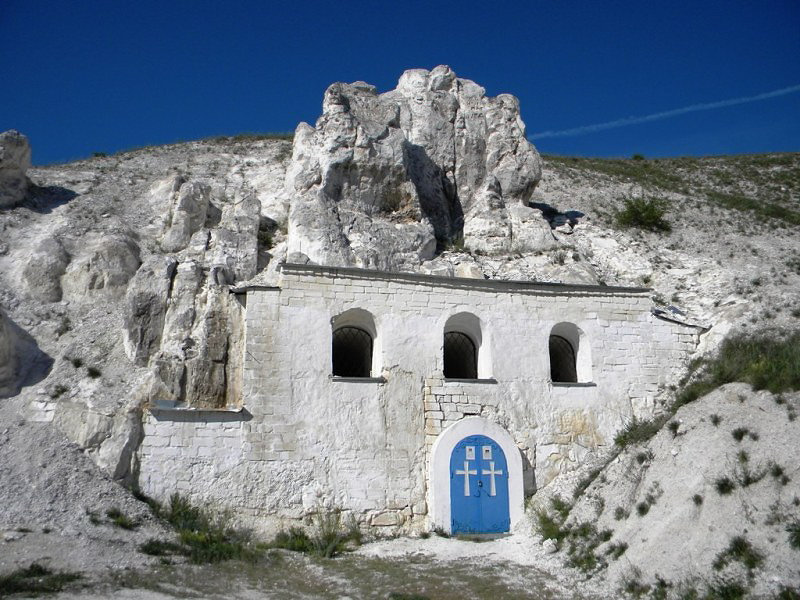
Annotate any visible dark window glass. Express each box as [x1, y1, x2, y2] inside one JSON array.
[[549, 335, 577, 383], [332, 327, 373, 377], [443, 332, 477, 379]]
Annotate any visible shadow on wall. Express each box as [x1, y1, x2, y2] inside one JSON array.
[[530, 202, 584, 229], [19, 184, 78, 214], [0, 314, 53, 398], [521, 448, 537, 496], [402, 141, 464, 247]]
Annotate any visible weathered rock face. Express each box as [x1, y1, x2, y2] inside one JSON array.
[[61, 233, 141, 302], [0, 130, 31, 209], [151, 175, 212, 253], [22, 237, 70, 302], [286, 65, 549, 269], [122, 256, 177, 366], [120, 175, 257, 408]]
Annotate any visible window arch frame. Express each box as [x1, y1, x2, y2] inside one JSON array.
[[330, 308, 380, 379], [548, 322, 592, 384], [442, 312, 491, 380]]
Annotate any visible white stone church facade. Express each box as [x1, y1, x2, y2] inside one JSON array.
[[137, 263, 699, 533]]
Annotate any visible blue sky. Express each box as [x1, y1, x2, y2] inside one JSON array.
[[2, 0, 798, 164]]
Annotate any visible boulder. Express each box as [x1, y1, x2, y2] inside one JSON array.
[[61, 233, 141, 302], [0, 130, 31, 208], [286, 66, 546, 270], [22, 237, 71, 302]]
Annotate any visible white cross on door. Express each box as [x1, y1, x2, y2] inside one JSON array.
[[455, 461, 477, 496], [481, 461, 504, 496]]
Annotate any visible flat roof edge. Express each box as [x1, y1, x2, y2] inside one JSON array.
[[273, 262, 651, 295]]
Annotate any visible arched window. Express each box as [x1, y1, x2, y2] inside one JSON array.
[[548, 322, 592, 383], [331, 308, 378, 378], [332, 327, 373, 377], [443, 312, 488, 379], [549, 335, 577, 383], [443, 332, 477, 379]]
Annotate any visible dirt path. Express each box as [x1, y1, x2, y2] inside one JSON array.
[[48, 548, 592, 600]]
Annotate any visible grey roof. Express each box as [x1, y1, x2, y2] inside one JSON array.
[[231, 262, 651, 297]]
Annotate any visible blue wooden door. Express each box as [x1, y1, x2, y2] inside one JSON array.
[[450, 434, 510, 534]]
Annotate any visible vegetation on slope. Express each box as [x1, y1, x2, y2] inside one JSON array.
[[543, 153, 800, 227], [677, 331, 800, 406]]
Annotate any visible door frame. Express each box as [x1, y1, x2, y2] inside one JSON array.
[[429, 417, 524, 534]]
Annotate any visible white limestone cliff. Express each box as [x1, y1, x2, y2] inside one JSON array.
[[286, 66, 554, 269]]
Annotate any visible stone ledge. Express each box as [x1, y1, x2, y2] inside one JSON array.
[[329, 376, 387, 384], [147, 404, 253, 423], [551, 382, 597, 388]]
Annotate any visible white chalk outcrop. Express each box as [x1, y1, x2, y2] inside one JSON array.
[[0, 130, 31, 209], [286, 65, 553, 269]]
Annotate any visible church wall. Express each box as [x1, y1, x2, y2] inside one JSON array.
[[136, 265, 698, 533]]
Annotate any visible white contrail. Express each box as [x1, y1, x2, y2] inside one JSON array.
[[529, 84, 800, 140]]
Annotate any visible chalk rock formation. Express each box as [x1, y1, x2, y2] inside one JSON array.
[[151, 175, 212, 253], [122, 256, 177, 366], [0, 130, 31, 209], [23, 237, 70, 302], [286, 65, 551, 269], [61, 233, 141, 302], [120, 175, 256, 408]]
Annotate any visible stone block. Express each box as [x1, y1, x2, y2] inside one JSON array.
[[370, 511, 403, 526]]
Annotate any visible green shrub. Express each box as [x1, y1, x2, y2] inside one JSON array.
[[0, 563, 81, 595], [787, 521, 800, 550], [770, 463, 791, 485], [270, 511, 361, 558], [614, 196, 671, 232], [776, 586, 800, 600], [87, 366, 102, 379], [551, 496, 572, 520], [705, 578, 747, 600], [606, 542, 628, 559], [309, 509, 347, 558], [678, 333, 800, 406], [50, 384, 68, 399], [732, 428, 749, 442], [712, 536, 764, 573], [163, 493, 208, 532], [154, 494, 260, 564], [614, 415, 668, 448], [715, 477, 736, 495], [573, 468, 602, 498], [270, 527, 312, 552], [535, 509, 567, 545], [692, 494, 703, 506], [106, 507, 138, 530], [139, 538, 186, 556]]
